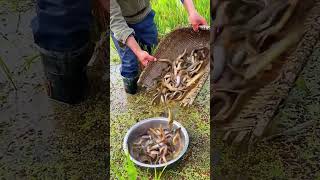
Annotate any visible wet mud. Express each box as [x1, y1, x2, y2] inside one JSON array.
[[0, 2, 108, 179], [213, 40, 320, 180]]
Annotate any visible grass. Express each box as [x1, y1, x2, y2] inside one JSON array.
[[213, 49, 320, 179], [212, 138, 287, 180], [152, 0, 210, 37], [110, 101, 210, 179], [19, 54, 40, 74], [0, 0, 19, 11], [110, 35, 210, 178], [112, 153, 167, 180], [110, 0, 210, 64], [0, 56, 17, 90], [0, 92, 109, 179], [110, 1, 210, 179], [110, 78, 210, 179], [0, 0, 34, 12]]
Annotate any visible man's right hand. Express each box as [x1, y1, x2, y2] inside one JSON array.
[[136, 50, 157, 67]]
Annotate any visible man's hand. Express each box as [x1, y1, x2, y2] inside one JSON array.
[[188, 12, 207, 32], [136, 50, 157, 66], [182, 0, 208, 32]]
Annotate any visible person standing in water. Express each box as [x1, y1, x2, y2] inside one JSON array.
[[31, 0, 107, 104]]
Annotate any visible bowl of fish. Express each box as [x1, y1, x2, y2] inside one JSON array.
[[123, 117, 189, 169]]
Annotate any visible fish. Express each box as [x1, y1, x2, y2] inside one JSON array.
[[131, 123, 183, 165], [152, 47, 208, 104], [168, 107, 173, 130]]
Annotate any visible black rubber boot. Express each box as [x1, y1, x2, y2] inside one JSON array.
[[40, 45, 92, 104], [123, 76, 139, 95]]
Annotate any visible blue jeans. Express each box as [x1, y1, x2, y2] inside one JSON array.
[[31, 0, 92, 52], [112, 10, 158, 79]]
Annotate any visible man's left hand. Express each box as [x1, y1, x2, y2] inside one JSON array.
[[188, 12, 207, 32]]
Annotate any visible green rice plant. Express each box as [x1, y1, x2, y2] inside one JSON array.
[[152, 0, 210, 36], [0, 56, 17, 90], [0, 0, 19, 11], [111, 153, 142, 180], [20, 54, 40, 73], [112, 153, 167, 180], [295, 77, 311, 95], [153, 165, 167, 180], [125, 153, 138, 180]]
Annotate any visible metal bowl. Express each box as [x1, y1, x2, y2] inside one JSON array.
[[123, 117, 189, 169]]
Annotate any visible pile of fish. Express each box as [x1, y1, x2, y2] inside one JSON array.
[[212, 0, 302, 122], [152, 47, 209, 105], [130, 109, 183, 165]]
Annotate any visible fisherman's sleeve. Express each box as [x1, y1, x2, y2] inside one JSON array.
[[110, 0, 134, 44]]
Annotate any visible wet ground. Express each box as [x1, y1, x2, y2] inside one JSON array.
[[110, 60, 210, 179], [213, 41, 320, 179], [0, 2, 108, 179], [2, 0, 319, 179]]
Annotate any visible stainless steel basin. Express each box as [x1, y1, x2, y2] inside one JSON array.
[[123, 117, 189, 169]]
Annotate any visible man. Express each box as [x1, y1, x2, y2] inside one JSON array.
[[31, 0, 107, 104], [111, 0, 207, 94]]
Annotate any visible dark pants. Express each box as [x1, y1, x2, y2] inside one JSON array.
[[31, 0, 93, 103], [31, 0, 92, 52], [112, 10, 158, 79]]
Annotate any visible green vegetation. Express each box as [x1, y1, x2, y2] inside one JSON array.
[[213, 49, 320, 179], [0, 0, 20, 11], [213, 138, 287, 180], [110, 77, 210, 179], [110, 0, 210, 64], [112, 153, 167, 180], [0, 56, 17, 90], [0, 93, 108, 179], [152, 0, 210, 36], [20, 54, 40, 73], [110, 9, 211, 173], [0, 0, 34, 12], [111, 153, 139, 180]]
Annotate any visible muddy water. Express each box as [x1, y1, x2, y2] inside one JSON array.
[[0, 3, 108, 179]]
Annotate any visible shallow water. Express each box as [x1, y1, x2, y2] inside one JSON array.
[[0, 3, 108, 179]]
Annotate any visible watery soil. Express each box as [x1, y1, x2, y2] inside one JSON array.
[[0, 2, 108, 179], [1, 1, 319, 179], [213, 42, 320, 180]]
